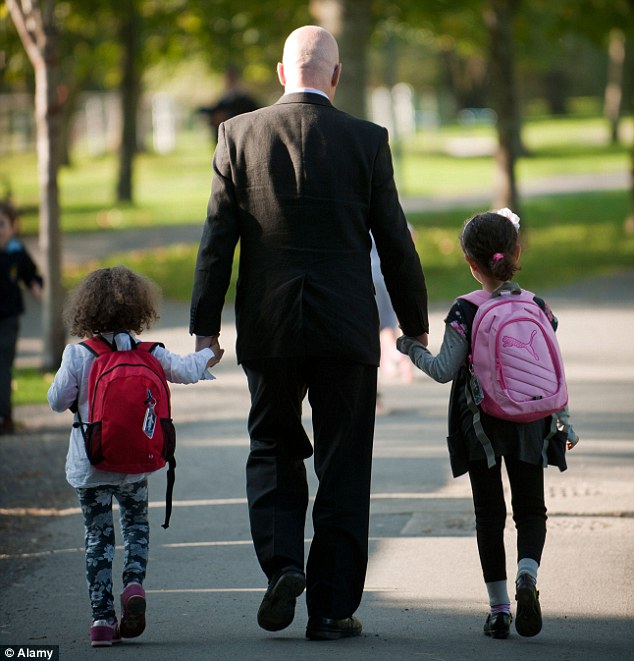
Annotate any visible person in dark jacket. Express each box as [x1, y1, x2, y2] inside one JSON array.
[[190, 26, 428, 640], [197, 65, 260, 143], [0, 200, 43, 434]]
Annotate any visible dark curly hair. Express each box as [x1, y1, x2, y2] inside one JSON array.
[[460, 211, 521, 281], [64, 265, 161, 338]]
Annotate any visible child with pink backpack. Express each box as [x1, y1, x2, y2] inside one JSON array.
[[397, 209, 579, 640]]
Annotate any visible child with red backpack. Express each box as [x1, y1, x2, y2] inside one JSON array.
[[47, 265, 222, 647], [397, 209, 579, 640]]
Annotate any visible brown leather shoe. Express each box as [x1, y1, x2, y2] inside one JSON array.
[[306, 615, 362, 640]]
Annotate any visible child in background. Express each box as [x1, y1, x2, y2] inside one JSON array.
[[47, 265, 222, 647], [397, 209, 579, 640], [0, 200, 43, 435]]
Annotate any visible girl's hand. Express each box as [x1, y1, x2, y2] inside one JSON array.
[[206, 347, 224, 368], [566, 425, 579, 450], [566, 433, 580, 450]]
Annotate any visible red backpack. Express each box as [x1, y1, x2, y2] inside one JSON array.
[[76, 335, 176, 528]]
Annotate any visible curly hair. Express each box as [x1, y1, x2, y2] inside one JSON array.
[[64, 265, 161, 338], [460, 211, 521, 282]]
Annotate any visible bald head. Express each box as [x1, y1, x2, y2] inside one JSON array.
[[278, 26, 341, 100]]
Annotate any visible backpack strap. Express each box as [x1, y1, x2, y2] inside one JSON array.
[[464, 380, 497, 469], [74, 336, 117, 433], [162, 456, 176, 529], [135, 341, 165, 353], [459, 289, 491, 308], [456, 292, 498, 469], [133, 339, 172, 528], [80, 335, 115, 355]]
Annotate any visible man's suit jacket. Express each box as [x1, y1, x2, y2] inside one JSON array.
[[190, 92, 428, 366]]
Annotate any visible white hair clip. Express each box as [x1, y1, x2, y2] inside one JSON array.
[[496, 208, 520, 232]]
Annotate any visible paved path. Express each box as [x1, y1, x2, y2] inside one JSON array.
[[2, 265, 634, 660]]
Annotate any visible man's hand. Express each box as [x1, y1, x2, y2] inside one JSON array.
[[396, 335, 425, 356], [414, 332, 428, 347]]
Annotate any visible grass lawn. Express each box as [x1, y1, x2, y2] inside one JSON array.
[[6, 113, 634, 404]]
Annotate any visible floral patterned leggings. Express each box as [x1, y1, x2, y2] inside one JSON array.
[[76, 479, 149, 621]]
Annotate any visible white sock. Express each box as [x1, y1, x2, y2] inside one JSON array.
[[486, 580, 510, 610], [516, 558, 539, 583]]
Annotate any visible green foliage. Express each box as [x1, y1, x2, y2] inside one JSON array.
[[9, 115, 631, 235], [406, 190, 633, 301], [12, 368, 55, 407]]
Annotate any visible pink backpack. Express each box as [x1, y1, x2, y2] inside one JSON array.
[[460, 286, 568, 424]]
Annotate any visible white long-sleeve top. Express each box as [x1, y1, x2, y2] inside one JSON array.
[[47, 332, 215, 489]]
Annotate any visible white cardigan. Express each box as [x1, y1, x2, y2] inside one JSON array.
[[47, 332, 215, 489]]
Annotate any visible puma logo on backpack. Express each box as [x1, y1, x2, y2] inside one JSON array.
[[75, 335, 176, 528], [460, 284, 568, 424]]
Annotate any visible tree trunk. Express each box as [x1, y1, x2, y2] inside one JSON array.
[[7, 0, 66, 371], [116, 0, 142, 202], [35, 55, 65, 371], [310, 0, 373, 119], [627, 0, 634, 234], [604, 29, 626, 146], [484, 0, 521, 214]]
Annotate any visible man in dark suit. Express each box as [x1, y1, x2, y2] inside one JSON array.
[[190, 25, 428, 640]]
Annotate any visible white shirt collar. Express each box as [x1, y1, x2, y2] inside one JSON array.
[[284, 87, 329, 100]]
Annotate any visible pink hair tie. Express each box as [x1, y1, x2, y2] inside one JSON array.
[[492, 252, 504, 262]]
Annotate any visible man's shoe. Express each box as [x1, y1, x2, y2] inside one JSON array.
[[483, 612, 511, 639], [257, 567, 306, 631], [120, 582, 146, 638], [515, 573, 542, 637], [306, 616, 363, 640]]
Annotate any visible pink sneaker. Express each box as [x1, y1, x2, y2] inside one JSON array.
[[90, 619, 121, 647], [120, 583, 146, 638]]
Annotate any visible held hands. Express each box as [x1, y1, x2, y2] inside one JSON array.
[[197, 334, 225, 368], [396, 334, 426, 357], [415, 332, 429, 347]]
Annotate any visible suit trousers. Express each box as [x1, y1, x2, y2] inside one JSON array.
[[242, 356, 377, 619]]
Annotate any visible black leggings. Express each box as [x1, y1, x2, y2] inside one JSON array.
[[468, 455, 547, 583]]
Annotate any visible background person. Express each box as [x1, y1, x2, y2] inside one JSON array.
[[197, 64, 260, 143], [0, 199, 43, 435]]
